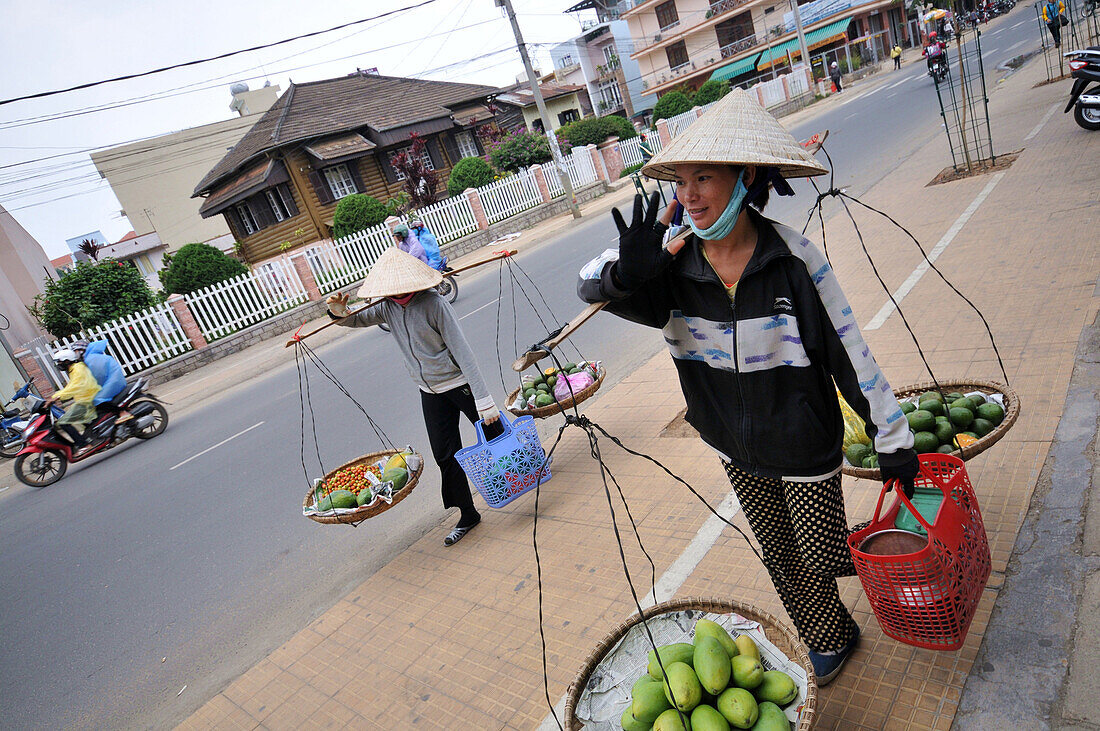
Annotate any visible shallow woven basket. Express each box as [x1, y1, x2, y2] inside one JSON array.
[[563, 596, 818, 730], [507, 368, 606, 420], [302, 449, 423, 525], [843, 379, 1021, 480]]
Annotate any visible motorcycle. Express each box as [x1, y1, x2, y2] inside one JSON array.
[[929, 54, 950, 83], [0, 380, 63, 458], [13, 378, 168, 488], [1064, 48, 1100, 131]]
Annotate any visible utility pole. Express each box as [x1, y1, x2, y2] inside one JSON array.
[[789, 0, 811, 72], [497, 0, 581, 219]]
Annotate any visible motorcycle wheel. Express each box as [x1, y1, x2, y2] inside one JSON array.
[[1074, 92, 1100, 131], [437, 277, 458, 303], [14, 449, 67, 488], [133, 401, 169, 439], [0, 427, 24, 458]]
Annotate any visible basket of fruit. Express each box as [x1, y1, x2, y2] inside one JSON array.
[[565, 596, 816, 730], [302, 448, 423, 525], [842, 379, 1019, 480], [507, 361, 606, 419]]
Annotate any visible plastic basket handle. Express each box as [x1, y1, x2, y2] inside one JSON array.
[[876, 478, 937, 534], [474, 410, 515, 445]]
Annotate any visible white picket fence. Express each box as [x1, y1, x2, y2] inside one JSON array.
[[303, 224, 391, 295], [418, 193, 479, 243], [479, 169, 543, 223], [187, 258, 307, 341], [544, 148, 601, 197], [51, 303, 193, 376]]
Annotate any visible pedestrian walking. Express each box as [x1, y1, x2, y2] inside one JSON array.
[[829, 61, 843, 92], [577, 90, 918, 685], [327, 248, 501, 546], [1043, 0, 1067, 47], [891, 44, 903, 70]]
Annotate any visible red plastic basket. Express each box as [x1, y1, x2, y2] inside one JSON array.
[[848, 454, 991, 651]]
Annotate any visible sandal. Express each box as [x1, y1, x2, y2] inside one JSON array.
[[444, 516, 481, 546]]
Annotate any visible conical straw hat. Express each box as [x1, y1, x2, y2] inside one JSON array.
[[356, 246, 443, 299], [641, 89, 827, 181]]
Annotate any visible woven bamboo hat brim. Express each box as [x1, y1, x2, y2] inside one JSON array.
[[641, 89, 828, 181], [356, 246, 443, 299]]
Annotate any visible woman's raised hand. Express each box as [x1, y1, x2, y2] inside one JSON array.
[[611, 192, 685, 289], [326, 292, 350, 318]]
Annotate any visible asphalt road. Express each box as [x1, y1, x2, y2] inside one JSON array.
[[0, 16, 1040, 729]]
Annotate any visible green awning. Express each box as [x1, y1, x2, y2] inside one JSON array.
[[709, 53, 763, 82], [758, 17, 852, 69]]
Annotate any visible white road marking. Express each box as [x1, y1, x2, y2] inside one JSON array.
[[859, 84, 887, 99], [1007, 39, 1027, 52], [865, 172, 1006, 330], [844, 112, 858, 121], [1025, 103, 1060, 140], [887, 76, 914, 89], [991, 26, 1006, 35], [0, 486, 9, 494], [538, 489, 742, 730], [458, 297, 500, 320], [169, 422, 265, 471], [1011, 19, 1028, 28]]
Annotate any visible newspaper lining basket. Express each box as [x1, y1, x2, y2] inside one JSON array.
[[843, 379, 1019, 480], [507, 367, 606, 419], [302, 449, 422, 525], [455, 411, 550, 509], [564, 596, 817, 730], [849, 454, 991, 650]]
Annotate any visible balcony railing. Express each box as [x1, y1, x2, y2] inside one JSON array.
[[670, 60, 692, 75], [709, 0, 755, 17], [595, 56, 621, 78], [720, 33, 761, 58], [658, 19, 681, 33]]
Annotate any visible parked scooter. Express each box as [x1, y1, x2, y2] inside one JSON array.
[[1064, 48, 1100, 130], [0, 380, 63, 458], [13, 378, 168, 487]]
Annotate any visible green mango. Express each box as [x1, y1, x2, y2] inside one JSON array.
[[690, 703, 731, 731], [730, 655, 764, 690], [653, 708, 692, 731], [749, 701, 788, 731], [622, 706, 654, 731], [662, 661, 703, 712], [716, 687, 759, 729], [648, 643, 696, 680], [734, 635, 760, 662], [695, 618, 738, 658], [752, 671, 797, 707], [693, 636, 732, 695], [633, 675, 660, 694], [633, 678, 673, 724]]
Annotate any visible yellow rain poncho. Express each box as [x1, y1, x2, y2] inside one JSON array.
[[53, 362, 100, 426]]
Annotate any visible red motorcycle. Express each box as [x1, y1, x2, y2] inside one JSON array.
[[13, 378, 168, 488]]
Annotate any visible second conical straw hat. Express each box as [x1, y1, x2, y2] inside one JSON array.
[[356, 246, 443, 300], [641, 88, 827, 181]]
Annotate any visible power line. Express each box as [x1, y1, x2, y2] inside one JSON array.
[[0, 0, 443, 108]]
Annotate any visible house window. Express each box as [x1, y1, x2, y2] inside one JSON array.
[[558, 108, 581, 125], [389, 146, 435, 181], [322, 164, 358, 199], [603, 45, 617, 64], [666, 40, 690, 71], [655, 1, 680, 31], [235, 202, 258, 235], [557, 53, 574, 68], [266, 188, 290, 222], [599, 81, 623, 109], [455, 131, 479, 159], [132, 254, 155, 278]]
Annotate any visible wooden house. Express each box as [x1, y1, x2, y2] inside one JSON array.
[[192, 71, 501, 263]]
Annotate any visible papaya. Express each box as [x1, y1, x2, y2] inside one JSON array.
[[734, 635, 760, 662], [328, 489, 357, 509], [633, 678, 673, 724], [381, 467, 409, 491], [690, 703, 731, 731], [695, 618, 738, 658], [355, 488, 374, 507], [621, 707, 652, 731], [693, 636, 732, 695], [730, 655, 764, 690], [716, 687, 759, 729], [749, 701, 788, 731], [752, 671, 797, 707], [316, 495, 333, 511], [384, 451, 411, 471], [648, 643, 695, 679], [652, 708, 692, 731], [662, 661, 703, 712]]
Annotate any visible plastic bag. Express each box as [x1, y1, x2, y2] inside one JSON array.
[[554, 370, 594, 402], [838, 388, 871, 451]]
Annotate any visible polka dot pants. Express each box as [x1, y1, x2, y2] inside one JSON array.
[[724, 462, 859, 653]]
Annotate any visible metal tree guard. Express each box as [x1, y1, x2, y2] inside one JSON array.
[[1034, 0, 1091, 83], [933, 28, 995, 173]]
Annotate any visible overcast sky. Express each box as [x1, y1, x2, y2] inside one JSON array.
[[0, 0, 589, 258]]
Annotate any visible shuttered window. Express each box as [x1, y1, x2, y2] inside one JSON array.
[[266, 189, 289, 221], [235, 202, 258, 234], [323, 164, 358, 199], [455, 131, 479, 159]]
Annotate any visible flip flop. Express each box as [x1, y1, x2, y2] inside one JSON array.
[[444, 517, 480, 546]]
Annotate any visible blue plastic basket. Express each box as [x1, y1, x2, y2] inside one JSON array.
[[455, 411, 551, 509]]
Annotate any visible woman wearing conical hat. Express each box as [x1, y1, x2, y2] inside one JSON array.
[[327, 248, 499, 546], [579, 91, 917, 684]]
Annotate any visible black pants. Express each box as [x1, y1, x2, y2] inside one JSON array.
[[419, 385, 501, 515], [1048, 21, 1062, 47], [893, 56, 901, 69], [831, 74, 842, 92], [724, 462, 859, 652]]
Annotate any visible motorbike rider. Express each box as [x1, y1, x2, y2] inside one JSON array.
[[923, 31, 948, 75], [73, 339, 130, 421], [46, 348, 100, 456], [408, 218, 444, 271], [392, 223, 430, 266]]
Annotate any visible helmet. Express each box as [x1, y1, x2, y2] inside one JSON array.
[[70, 339, 89, 355], [53, 348, 80, 369], [393, 223, 409, 238], [929, 31, 937, 40], [408, 217, 424, 228], [830, 61, 838, 68]]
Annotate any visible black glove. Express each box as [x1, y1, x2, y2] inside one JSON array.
[[880, 449, 919, 499], [611, 192, 672, 290]]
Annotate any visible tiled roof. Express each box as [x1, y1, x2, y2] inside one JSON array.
[[194, 72, 498, 195], [304, 132, 377, 161], [495, 81, 586, 108]]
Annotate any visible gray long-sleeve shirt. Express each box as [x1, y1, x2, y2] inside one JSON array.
[[336, 290, 494, 412]]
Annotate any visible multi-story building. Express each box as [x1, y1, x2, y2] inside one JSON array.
[[552, 1, 656, 121], [621, 0, 911, 98]]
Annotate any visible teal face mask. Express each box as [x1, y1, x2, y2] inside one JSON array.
[[684, 168, 748, 241]]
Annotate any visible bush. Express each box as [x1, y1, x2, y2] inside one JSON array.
[[489, 130, 552, 173], [600, 114, 638, 141], [30, 259, 159, 339], [619, 162, 644, 178], [332, 194, 389, 239], [693, 79, 730, 106], [558, 115, 639, 149], [447, 157, 495, 195], [158, 243, 249, 296], [652, 90, 694, 121]]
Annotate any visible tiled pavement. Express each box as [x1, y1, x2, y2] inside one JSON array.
[[180, 53, 1100, 730]]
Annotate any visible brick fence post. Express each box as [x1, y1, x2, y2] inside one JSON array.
[[289, 252, 322, 301], [383, 215, 402, 236], [598, 138, 625, 181], [168, 294, 208, 349], [15, 349, 55, 397], [529, 164, 552, 203], [587, 143, 610, 182], [656, 118, 672, 146], [463, 188, 490, 230]]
